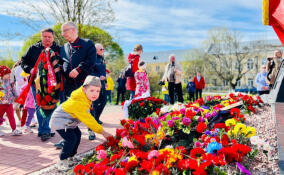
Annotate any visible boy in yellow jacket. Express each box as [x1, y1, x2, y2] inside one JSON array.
[[50, 76, 112, 171]]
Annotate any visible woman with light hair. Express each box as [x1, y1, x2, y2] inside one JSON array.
[[161, 54, 183, 104]]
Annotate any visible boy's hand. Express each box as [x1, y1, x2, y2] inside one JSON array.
[[102, 130, 112, 139]]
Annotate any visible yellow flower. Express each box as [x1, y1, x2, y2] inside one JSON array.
[[245, 126, 256, 138], [151, 170, 160, 175], [233, 123, 247, 135], [225, 119, 236, 127], [145, 134, 154, 141], [128, 155, 138, 162], [0, 91, 4, 98], [157, 130, 165, 140], [203, 109, 209, 114]]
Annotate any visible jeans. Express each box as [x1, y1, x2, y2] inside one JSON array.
[[57, 127, 81, 160], [106, 90, 112, 103], [168, 82, 184, 105], [31, 84, 51, 134], [195, 89, 202, 100], [164, 94, 170, 104]]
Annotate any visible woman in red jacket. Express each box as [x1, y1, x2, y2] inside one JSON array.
[[126, 44, 143, 99], [193, 72, 205, 100]]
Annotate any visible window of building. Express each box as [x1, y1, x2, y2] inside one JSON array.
[[237, 80, 241, 87], [212, 79, 217, 86], [247, 58, 254, 70], [248, 79, 254, 87], [223, 80, 228, 86], [156, 66, 160, 72], [234, 61, 239, 70], [261, 58, 267, 65]]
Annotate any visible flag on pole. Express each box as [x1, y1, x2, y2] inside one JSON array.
[[263, 0, 284, 46]]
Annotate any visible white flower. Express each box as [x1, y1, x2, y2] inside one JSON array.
[[250, 136, 264, 145]]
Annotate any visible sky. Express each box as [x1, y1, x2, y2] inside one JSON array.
[[0, 0, 279, 58]]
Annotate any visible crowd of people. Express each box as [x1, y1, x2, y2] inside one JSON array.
[[0, 20, 282, 170]]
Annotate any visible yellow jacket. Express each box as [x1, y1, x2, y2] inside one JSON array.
[[62, 86, 103, 133], [106, 76, 114, 91]]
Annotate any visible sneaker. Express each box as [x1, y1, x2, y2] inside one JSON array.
[[56, 159, 73, 171], [24, 126, 33, 133], [70, 156, 81, 164], [40, 134, 51, 142], [12, 129, 22, 136], [88, 130, 96, 140], [54, 140, 64, 149], [49, 132, 55, 137], [98, 120, 103, 124]]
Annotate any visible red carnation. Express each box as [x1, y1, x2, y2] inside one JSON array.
[[221, 134, 229, 146], [40, 99, 47, 106], [96, 144, 105, 151], [230, 108, 240, 116], [44, 95, 52, 103], [178, 159, 191, 171], [114, 168, 126, 175], [73, 164, 86, 175], [125, 160, 138, 172], [190, 148, 205, 159], [44, 64, 48, 70], [139, 102, 145, 107], [196, 122, 207, 133], [120, 119, 127, 126]]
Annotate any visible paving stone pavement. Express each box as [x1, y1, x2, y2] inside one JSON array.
[[0, 104, 124, 175]]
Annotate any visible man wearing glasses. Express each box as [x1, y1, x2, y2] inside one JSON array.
[[60, 21, 97, 98]]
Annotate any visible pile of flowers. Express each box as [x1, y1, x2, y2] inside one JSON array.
[[125, 96, 166, 120], [73, 93, 269, 175]]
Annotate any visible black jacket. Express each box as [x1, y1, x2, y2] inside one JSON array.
[[21, 41, 61, 74], [60, 38, 97, 85], [92, 54, 106, 77], [117, 77, 126, 92]]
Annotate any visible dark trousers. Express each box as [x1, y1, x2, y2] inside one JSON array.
[[257, 90, 270, 95], [106, 90, 112, 103], [116, 91, 125, 105], [91, 83, 107, 121], [57, 127, 81, 160], [168, 82, 184, 105], [188, 92, 195, 102], [195, 89, 202, 100]]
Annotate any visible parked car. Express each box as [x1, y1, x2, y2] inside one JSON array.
[[235, 86, 257, 94]]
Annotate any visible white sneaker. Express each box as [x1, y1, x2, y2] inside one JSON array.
[[24, 126, 33, 133], [56, 159, 74, 171], [12, 129, 22, 136]]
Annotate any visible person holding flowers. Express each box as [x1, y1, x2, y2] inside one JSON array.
[[20, 28, 61, 141], [0, 65, 22, 136], [50, 76, 112, 171]]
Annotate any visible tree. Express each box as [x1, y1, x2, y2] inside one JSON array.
[[0, 58, 15, 69], [7, 0, 115, 37], [204, 28, 252, 90], [183, 49, 205, 78]]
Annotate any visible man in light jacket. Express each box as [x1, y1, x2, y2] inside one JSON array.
[[162, 54, 183, 104]]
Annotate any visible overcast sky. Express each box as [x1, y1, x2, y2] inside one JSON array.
[[0, 0, 278, 55]]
